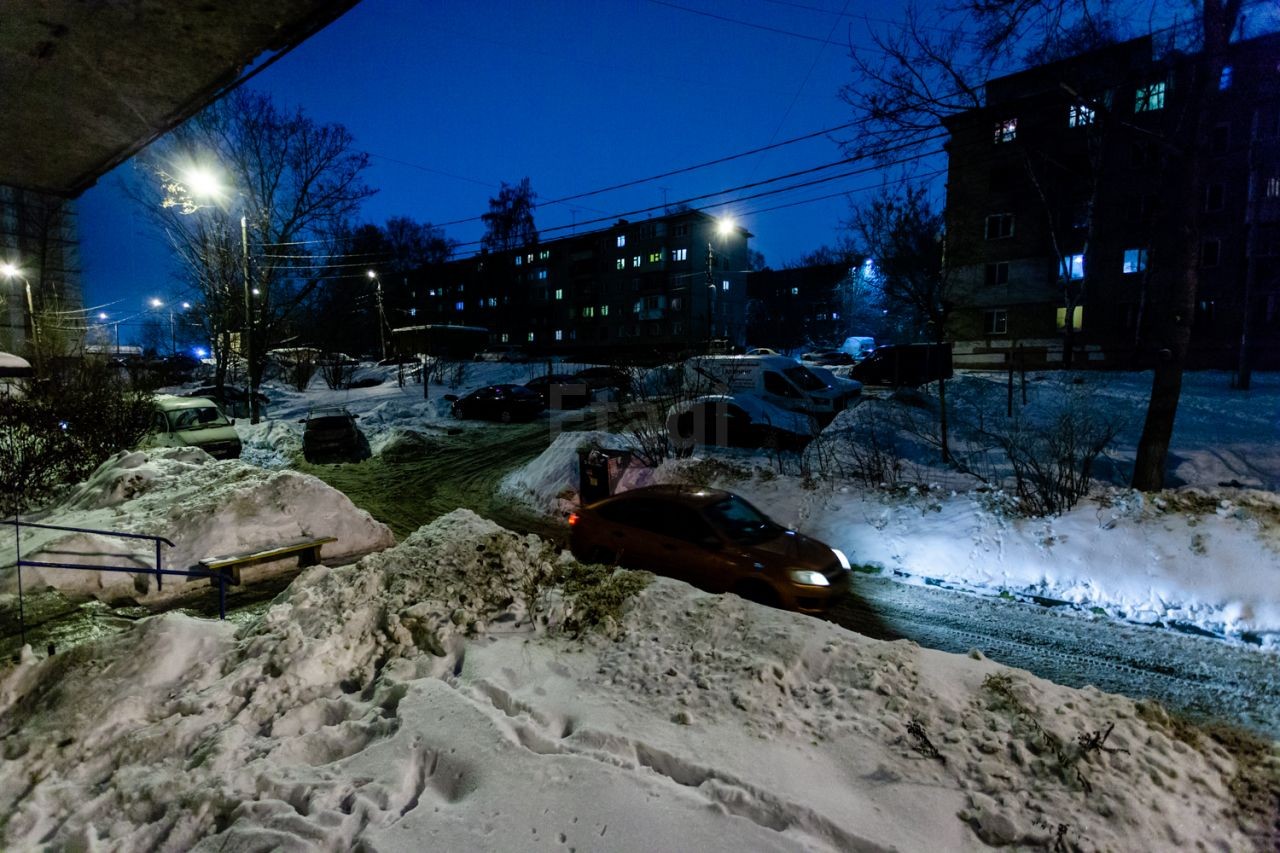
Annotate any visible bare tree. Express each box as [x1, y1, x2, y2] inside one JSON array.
[[133, 88, 375, 419], [481, 178, 538, 252]]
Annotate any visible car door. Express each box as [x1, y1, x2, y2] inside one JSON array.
[[594, 498, 667, 571]]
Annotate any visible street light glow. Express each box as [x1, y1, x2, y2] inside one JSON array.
[[182, 301, 191, 310], [184, 167, 224, 200], [98, 312, 108, 321], [0, 262, 19, 278], [366, 270, 377, 279], [149, 297, 163, 308], [716, 216, 735, 237]]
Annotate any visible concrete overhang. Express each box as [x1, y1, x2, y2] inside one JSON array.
[[0, 0, 360, 198]]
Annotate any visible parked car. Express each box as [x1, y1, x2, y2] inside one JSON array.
[[745, 347, 781, 356], [475, 346, 529, 363], [446, 384, 545, 422], [570, 485, 852, 613], [801, 349, 855, 367], [141, 395, 241, 459], [183, 385, 269, 419], [667, 394, 816, 451], [573, 366, 633, 399], [849, 343, 954, 388], [684, 355, 856, 422], [300, 407, 367, 463], [525, 373, 591, 409]]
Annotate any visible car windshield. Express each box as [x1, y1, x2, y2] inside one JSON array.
[[167, 406, 229, 431], [784, 366, 826, 391], [703, 495, 783, 545]]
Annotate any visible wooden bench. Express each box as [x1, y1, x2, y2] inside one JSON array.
[[198, 537, 337, 584]]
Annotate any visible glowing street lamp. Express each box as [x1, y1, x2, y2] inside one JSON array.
[[367, 269, 387, 360], [1, 261, 40, 368]]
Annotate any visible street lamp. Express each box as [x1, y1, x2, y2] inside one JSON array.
[[177, 166, 260, 424], [148, 298, 193, 355], [705, 216, 736, 350], [367, 269, 388, 361], [1, 261, 40, 370]]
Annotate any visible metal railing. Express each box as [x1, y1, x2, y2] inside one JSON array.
[[5, 518, 236, 647]]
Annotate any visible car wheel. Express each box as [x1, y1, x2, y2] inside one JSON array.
[[499, 409, 513, 424], [734, 580, 780, 609]]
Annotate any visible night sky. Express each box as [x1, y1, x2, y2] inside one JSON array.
[[79, 0, 928, 330]]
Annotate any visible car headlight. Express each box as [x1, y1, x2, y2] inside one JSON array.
[[788, 569, 830, 587], [832, 548, 851, 570]]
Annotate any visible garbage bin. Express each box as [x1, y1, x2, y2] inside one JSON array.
[[578, 447, 632, 505]]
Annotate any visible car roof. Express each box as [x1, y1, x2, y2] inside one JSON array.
[[154, 394, 221, 410], [307, 407, 352, 417], [591, 484, 733, 510]]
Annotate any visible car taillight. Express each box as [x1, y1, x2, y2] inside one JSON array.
[[567, 512, 579, 526]]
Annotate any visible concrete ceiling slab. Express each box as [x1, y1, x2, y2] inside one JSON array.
[[0, 0, 359, 197]]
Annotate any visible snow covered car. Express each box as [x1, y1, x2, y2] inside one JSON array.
[[446, 384, 545, 422], [569, 485, 852, 613], [300, 407, 367, 463], [667, 394, 817, 451], [801, 349, 855, 367], [142, 395, 242, 460], [475, 346, 528, 363]]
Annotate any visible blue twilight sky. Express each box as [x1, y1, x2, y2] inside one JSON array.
[[78, 0, 923, 325]]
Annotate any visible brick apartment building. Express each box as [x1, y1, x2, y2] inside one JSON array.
[[414, 209, 751, 360], [1, 185, 83, 356], [942, 31, 1280, 369]]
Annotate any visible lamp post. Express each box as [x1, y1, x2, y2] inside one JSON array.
[[149, 298, 193, 354], [1, 262, 40, 371], [704, 216, 736, 352], [366, 269, 388, 361]]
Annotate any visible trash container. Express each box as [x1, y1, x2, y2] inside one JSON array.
[[578, 447, 632, 505]]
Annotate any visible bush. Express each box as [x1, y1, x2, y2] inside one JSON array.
[[286, 353, 319, 391], [319, 358, 356, 390], [0, 361, 154, 516]]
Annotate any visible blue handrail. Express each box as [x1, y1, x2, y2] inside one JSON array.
[[5, 518, 234, 649]]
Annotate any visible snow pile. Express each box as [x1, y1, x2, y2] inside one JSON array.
[[497, 429, 656, 514], [0, 448, 394, 603], [0, 512, 1270, 850]]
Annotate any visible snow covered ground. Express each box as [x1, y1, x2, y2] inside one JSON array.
[[501, 371, 1280, 648], [1, 511, 1272, 851]]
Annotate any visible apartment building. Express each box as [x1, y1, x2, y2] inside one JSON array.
[[942, 32, 1280, 369]]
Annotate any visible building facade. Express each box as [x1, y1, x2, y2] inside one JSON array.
[[942, 32, 1280, 369], [0, 185, 84, 357], [416, 210, 751, 360]]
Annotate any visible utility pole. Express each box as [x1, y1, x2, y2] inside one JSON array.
[[706, 241, 715, 350], [368, 270, 388, 361], [242, 214, 259, 424]]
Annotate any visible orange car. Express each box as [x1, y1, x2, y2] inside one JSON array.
[[569, 485, 851, 613]]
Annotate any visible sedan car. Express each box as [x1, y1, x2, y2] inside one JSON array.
[[300, 407, 367, 463], [525, 373, 591, 409], [447, 384, 545, 422], [801, 349, 855, 367], [667, 395, 816, 451], [570, 485, 851, 613]]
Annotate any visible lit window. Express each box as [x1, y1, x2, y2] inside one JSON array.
[[983, 309, 1008, 335], [649, 252, 662, 263], [672, 248, 687, 261], [555, 289, 563, 300], [632, 256, 641, 267], [536, 269, 548, 280], [527, 254, 534, 263], [540, 250, 550, 260], [514, 255, 522, 266], [993, 118, 1017, 143], [409, 308, 416, 317], [1123, 248, 1148, 274], [616, 258, 625, 270], [721, 280, 729, 291], [790, 287, 799, 296], [1135, 81, 1165, 112], [1056, 306, 1083, 331], [455, 301, 464, 311], [671, 297, 682, 310], [985, 213, 1015, 239], [1268, 177, 1280, 198], [528, 332, 535, 342], [985, 262, 1009, 286], [617, 235, 626, 247], [832, 311, 839, 320], [582, 306, 594, 318], [1219, 65, 1233, 90], [1066, 254, 1084, 280], [501, 333, 509, 343], [555, 329, 563, 341], [487, 297, 497, 307], [458, 284, 465, 292], [601, 304, 609, 316], [1068, 104, 1095, 127]]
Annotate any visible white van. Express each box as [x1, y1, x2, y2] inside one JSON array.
[[684, 355, 857, 420], [141, 395, 242, 459]]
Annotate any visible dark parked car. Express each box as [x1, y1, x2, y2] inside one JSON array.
[[569, 485, 851, 613], [183, 385, 270, 419], [849, 343, 954, 388], [300, 407, 367, 462], [572, 366, 632, 399], [447, 384, 545, 422], [667, 397, 814, 451], [525, 373, 591, 409], [801, 349, 855, 367]]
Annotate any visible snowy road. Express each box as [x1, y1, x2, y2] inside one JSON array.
[[830, 575, 1280, 740]]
